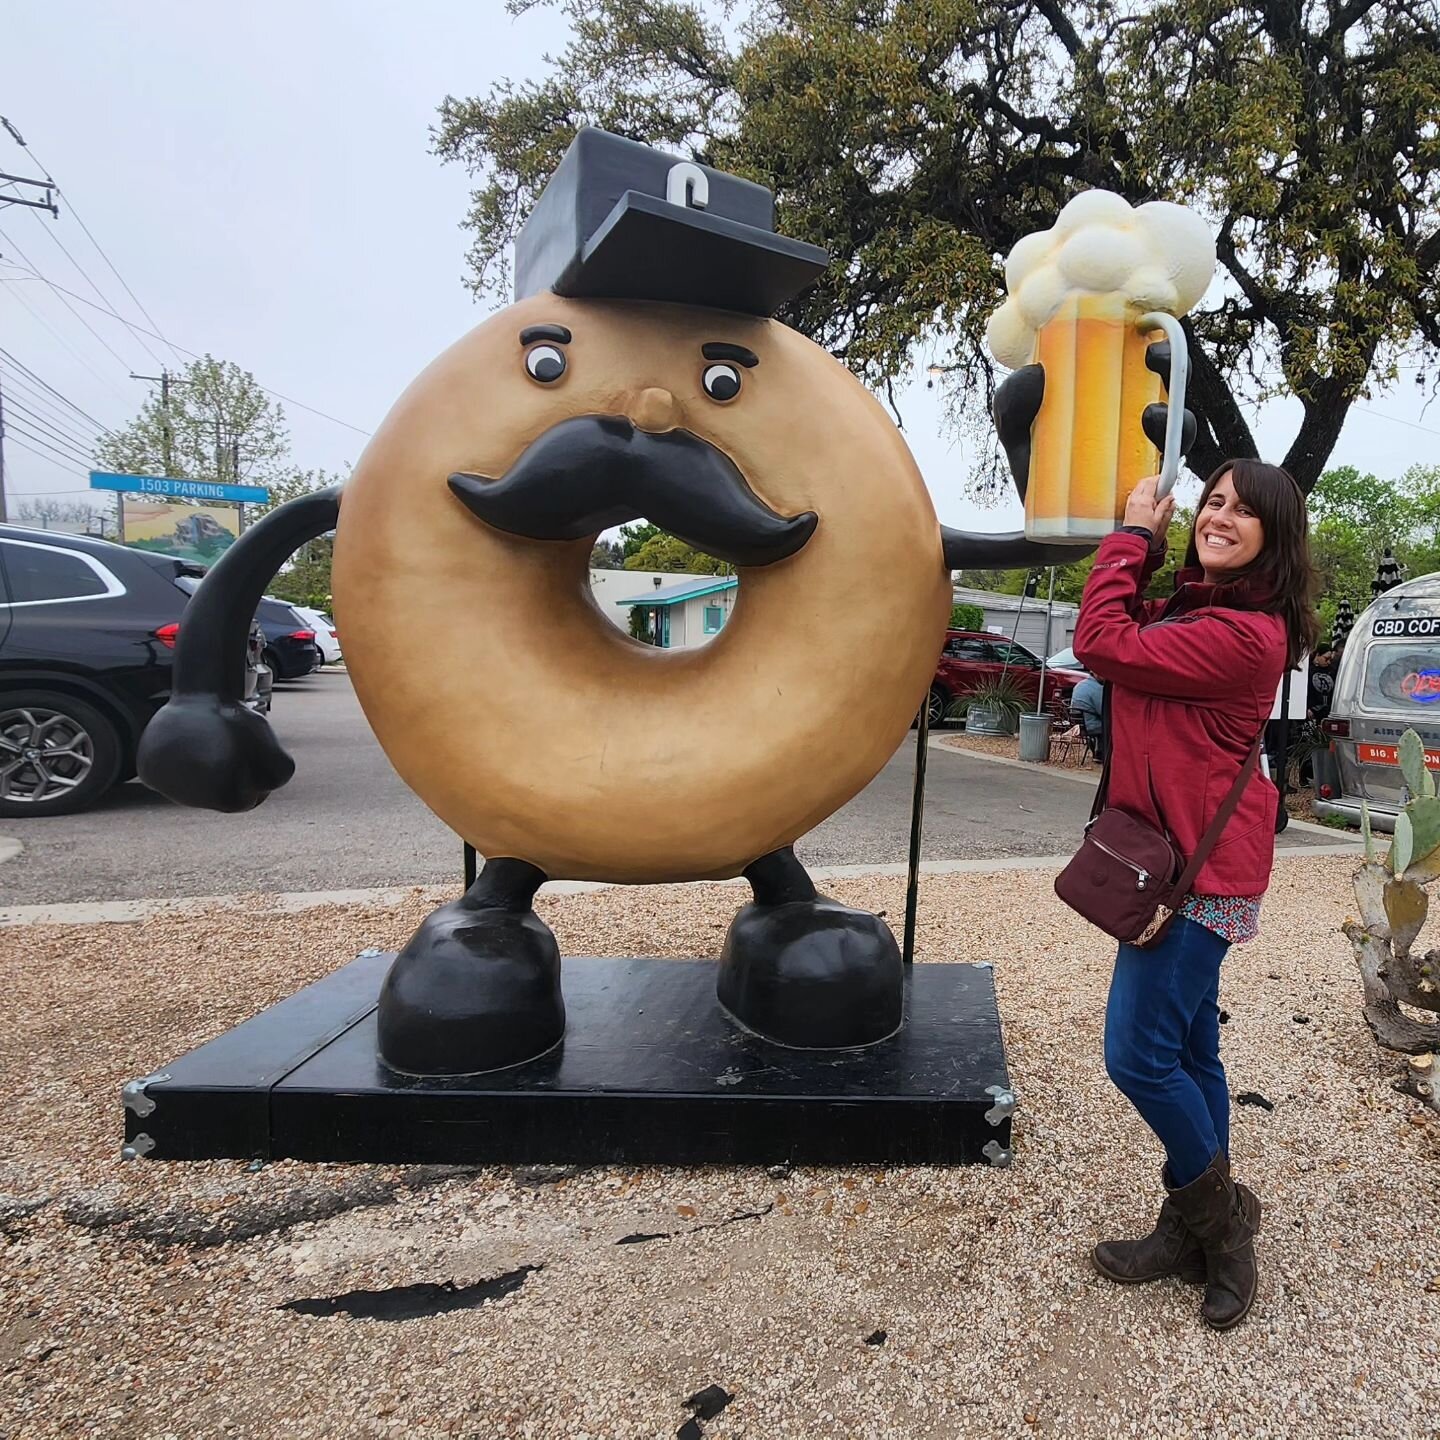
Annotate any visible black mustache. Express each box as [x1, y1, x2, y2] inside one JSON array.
[[448, 415, 817, 568]]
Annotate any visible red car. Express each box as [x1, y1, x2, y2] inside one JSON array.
[[926, 629, 1086, 726]]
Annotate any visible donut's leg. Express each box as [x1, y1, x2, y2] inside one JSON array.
[[377, 857, 564, 1075], [717, 847, 903, 1048]]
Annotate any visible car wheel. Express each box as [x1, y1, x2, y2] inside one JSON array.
[[1274, 801, 1289, 834], [926, 686, 948, 727], [263, 647, 285, 680], [0, 690, 123, 817]]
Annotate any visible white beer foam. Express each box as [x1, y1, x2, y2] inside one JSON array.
[[985, 190, 1216, 370]]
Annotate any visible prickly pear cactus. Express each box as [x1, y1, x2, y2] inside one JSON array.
[[1344, 729, 1440, 1113]]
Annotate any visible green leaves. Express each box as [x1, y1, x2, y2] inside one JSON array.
[[437, 0, 1440, 494], [94, 356, 292, 492]]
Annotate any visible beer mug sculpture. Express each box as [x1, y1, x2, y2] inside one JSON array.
[[986, 191, 1216, 540]]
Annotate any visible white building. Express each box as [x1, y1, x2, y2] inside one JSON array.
[[951, 583, 1079, 656], [588, 569, 738, 649]]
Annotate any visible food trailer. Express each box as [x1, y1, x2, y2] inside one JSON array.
[[1313, 572, 1440, 831]]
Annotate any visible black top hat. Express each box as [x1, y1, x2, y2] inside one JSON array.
[[513, 128, 829, 317]]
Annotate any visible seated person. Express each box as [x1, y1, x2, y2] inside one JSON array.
[[1069, 673, 1104, 747]]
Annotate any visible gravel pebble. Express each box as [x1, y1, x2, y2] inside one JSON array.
[[1, 859, 1437, 1439]]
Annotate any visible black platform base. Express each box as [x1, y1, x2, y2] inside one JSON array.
[[122, 955, 1014, 1167]]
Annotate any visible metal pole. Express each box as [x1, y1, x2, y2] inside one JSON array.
[[0, 370, 7, 523], [160, 370, 173, 478], [1038, 566, 1055, 709], [463, 842, 477, 890], [1277, 669, 1292, 813], [902, 697, 930, 965]]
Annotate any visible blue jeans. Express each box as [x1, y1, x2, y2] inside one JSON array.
[[1104, 915, 1230, 1187]]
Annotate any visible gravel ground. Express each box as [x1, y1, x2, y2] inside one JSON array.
[[2, 858, 1437, 1439]]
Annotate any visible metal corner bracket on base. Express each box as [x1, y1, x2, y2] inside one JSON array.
[[984, 1083, 1016, 1127], [120, 1071, 171, 1119]]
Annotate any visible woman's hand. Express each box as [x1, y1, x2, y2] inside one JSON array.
[[1123, 475, 1175, 541]]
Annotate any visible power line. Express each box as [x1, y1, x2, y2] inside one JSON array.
[[1, 268, 371, 437], [0, 347, 113, 433], [0, 355, 105, 431], [24, 205, 167, 370], [6, 404, 95, 460], [5, 392, 98, 453], [5, 395, 98, 458], [1353, 403, 1440, 439], [4, 437, 91, 477], [4, 121, 185, 369], [6, 418, 93, 470], [0, 364, 102, 442], [0, 224, 135, 374], [0, 280, 131, 402], [6, 488, 102, 496]]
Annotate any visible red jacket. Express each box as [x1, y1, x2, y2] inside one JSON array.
[[1072, 530, 1287, 898]]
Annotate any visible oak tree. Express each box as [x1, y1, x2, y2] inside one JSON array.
[[436, 0, 1440, 493]]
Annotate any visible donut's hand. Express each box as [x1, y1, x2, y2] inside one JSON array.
[[1141, 341, 1198, 457], [137, 696, 295, 812], [993, 364, 1044, 501]]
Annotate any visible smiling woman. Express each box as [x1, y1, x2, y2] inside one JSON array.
[[1069, 456, 1319, 1332]]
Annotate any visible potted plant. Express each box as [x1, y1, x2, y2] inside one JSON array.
[[960, 675, 1030, 735]]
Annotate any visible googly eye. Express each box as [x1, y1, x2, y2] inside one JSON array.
[[525, 345, 567, 383], [702, 363, 741, 402]]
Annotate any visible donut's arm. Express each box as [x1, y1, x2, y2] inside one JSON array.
[[136, 484, 343, 812], [940, 527, 1096, 570]]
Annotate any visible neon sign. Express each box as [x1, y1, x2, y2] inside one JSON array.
[[1400, 669, 1440, 702]]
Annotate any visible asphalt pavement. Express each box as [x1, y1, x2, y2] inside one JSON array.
[[0, 672, 1341, 906]]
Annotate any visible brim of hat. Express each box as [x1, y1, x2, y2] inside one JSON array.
[[551, 191, 830, 316]]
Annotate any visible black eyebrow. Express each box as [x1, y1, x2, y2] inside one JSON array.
[[702, 342, 759, 368], [520, 324, 572, 346]]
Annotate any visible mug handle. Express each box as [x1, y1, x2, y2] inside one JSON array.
[[1136, 311, 1189, 500]]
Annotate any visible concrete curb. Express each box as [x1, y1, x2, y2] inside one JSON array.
[[0, 844, 1365, 928], [0, 836, 21, 867]]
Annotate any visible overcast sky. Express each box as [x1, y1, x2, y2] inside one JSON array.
[[3, 1, 1437, 535]]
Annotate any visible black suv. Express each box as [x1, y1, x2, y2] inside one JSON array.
[[255, 597, 321, 681], [0, 524, 268, 817]]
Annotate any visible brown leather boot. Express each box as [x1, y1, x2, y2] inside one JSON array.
[[1092, 1167, 1205, 1284], [1092, 1158, 1259, 1287], [1168, 1154, 1261, 1330]]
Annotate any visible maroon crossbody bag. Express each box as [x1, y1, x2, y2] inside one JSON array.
[[1054, 691, 1263, 948]]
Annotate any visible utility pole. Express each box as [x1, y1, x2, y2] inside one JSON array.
[[0, 119, 58, 218], [0, 370, 7, 523], [0, 118, 60, 524], [130, 370, 184, 477]]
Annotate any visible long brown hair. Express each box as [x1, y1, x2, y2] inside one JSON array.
[[1183, 458, 1320, 667]]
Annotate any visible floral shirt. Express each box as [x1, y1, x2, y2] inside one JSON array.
[[1180, 894, 1261, 945]]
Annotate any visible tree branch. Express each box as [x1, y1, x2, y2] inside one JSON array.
[[1029, 0, 1083, 56]]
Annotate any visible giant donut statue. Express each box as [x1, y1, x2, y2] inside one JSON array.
[[137, 129, 1103, 1075], [333, 293, 948, 884]]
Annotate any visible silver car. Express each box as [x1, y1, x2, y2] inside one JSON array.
[[1313, 572, 1440, 831]]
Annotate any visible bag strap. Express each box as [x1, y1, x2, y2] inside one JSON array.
[[1165, 732, 1265, 905]]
